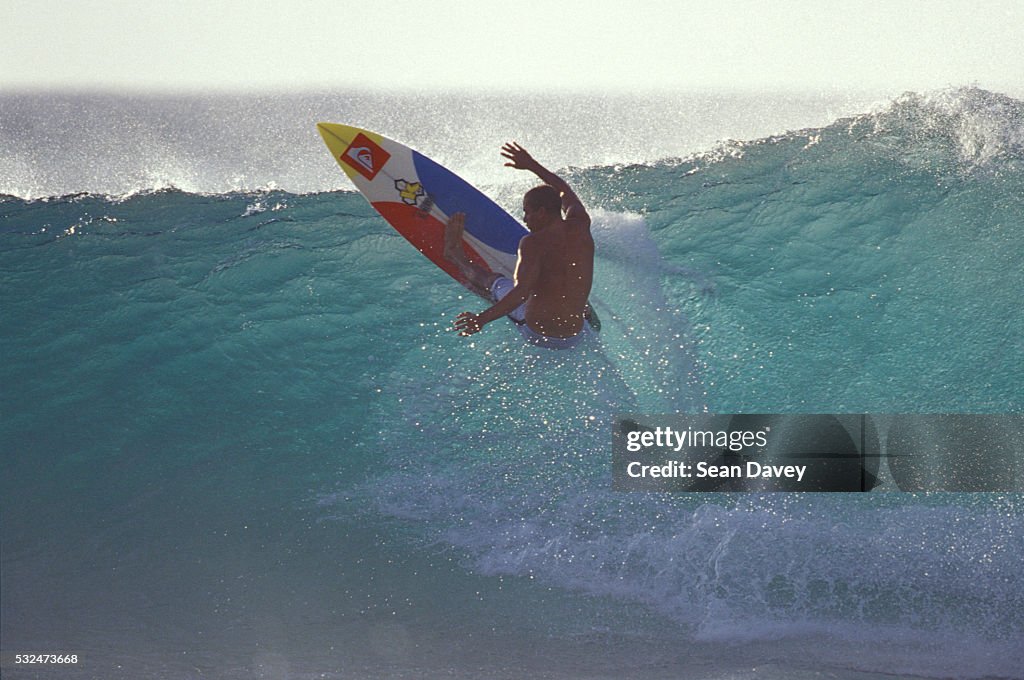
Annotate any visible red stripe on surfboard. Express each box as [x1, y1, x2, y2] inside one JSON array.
[[373, 201, 494, 287]]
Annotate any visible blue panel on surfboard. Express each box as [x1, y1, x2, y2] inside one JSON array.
[[411, 150, 526, 256]]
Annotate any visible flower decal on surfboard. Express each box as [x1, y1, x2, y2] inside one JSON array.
[[395, 179, 426, 206]]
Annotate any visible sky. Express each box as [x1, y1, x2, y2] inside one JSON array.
[[1, 0, 1023, 95]]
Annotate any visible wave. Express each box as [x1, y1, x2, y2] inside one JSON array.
[[4, 87, 1023, 676], [4, 86, 1021, 412], [5, 84, 1023, 668], [686, 86, 1024, 172]]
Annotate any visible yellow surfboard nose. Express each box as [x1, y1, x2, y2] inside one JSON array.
[[317, 123, 391, 182]]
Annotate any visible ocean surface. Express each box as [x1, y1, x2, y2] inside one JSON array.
[[2, 88, 1023, 679]]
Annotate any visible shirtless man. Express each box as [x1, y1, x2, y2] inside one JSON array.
[[443, 142, 595, 349]]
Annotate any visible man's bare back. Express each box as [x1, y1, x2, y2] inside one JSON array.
[[515, 210, 594, 337], [443, 143, 595, 346]]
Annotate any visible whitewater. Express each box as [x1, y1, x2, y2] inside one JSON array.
[[2, 88, 1023, 679]]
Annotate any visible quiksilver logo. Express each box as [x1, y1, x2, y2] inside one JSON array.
[[340, 133, 390, 180], [347, 146, 375, 173]]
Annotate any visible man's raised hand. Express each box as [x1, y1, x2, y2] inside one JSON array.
[[501, 142, 539, 172]]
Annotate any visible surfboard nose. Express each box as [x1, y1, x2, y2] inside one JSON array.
[[316, 122, 348, 144], [316, 122, 334, 142], [316, 123, 330, 147]]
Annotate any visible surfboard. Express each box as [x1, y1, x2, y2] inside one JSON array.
[[316, 123, 600, 330], [317, 122, 524, 291]]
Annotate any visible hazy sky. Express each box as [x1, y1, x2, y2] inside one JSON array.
[[2, 0, 1022, 94]]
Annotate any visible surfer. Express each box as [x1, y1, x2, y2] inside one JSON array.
[[444, 142, 595, 349]]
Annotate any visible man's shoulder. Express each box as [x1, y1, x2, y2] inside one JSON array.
[[518, 231, 543, 254], [562, 218, 595, 246], [563, 199, 591, 229]]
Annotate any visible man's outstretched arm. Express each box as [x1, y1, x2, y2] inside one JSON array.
[[454, 236, 540, 336], [500, 142, 590, 228]]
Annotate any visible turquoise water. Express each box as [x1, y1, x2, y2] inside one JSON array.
[[2, 88, 1023, 679]]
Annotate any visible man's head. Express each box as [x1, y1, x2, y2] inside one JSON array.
[[523, 185, 561, 231]]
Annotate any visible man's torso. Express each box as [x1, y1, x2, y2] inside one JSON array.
[[523, 223, 595, 338]]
